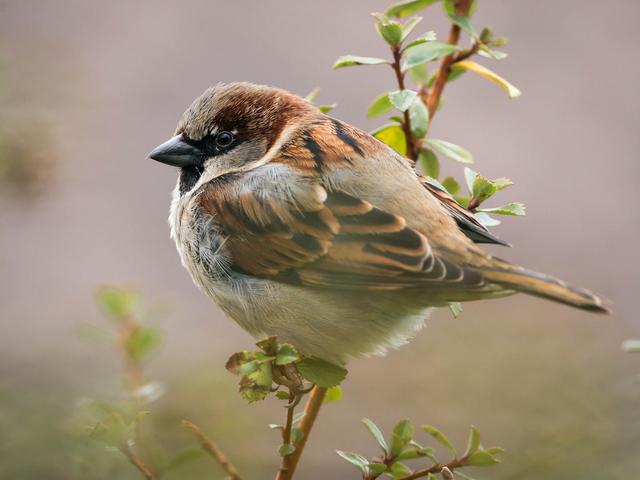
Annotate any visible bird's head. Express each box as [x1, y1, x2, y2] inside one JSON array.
[[149, 82, 314, 194]]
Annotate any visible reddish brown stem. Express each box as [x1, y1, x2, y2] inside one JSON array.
[[391, 47, 417, 161], [286, 386, 327, 478], [276, 391, 297, 480], [121, 445, 158, 480], [182, 420, 242, 480]]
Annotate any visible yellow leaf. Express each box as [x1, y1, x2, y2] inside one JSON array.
[[454, 60, 521, 98]]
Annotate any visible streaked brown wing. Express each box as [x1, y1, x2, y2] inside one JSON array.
[[420, 177, 510, 247], [198, 176, 487, 291]]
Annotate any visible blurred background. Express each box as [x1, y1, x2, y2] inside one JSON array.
[[1, 0, 639, 478]]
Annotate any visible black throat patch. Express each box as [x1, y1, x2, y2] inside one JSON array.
[[179, 166, 203, 195]]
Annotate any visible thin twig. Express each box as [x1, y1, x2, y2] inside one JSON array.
[[182, 420, 242, 480], [396, 458, 466, 480], [390, 47, 417, 161], [425, 0, 473, 120], [276, 390, 297, 480], [116, 317, 144, 394], [286, 386, 328, 478], [120, 445, 158, 480]]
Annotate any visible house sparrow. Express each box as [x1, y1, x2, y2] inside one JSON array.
[[150, 82, 607, 363]]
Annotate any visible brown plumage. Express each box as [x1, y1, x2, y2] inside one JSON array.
[[150, 82, 607, 362]]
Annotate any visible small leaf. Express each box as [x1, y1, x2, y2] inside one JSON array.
[[448, 14, 478, 39], [623, 339, 640, 353], [372, 124, 407, 156], [127, 326, 161, 359], [465, 425, 481, 456], [466, 450, 501, 467], [390, 462, 412, 478], [304, 87, 321, 103], [421, 424, 456, 456], [478, 202, 526, 216], [275, 344, 300, 365], [253, 362, 273, 387], [425, 176, 448, 192], [318, 104, 336, 113], [336, 450, 369, 474], [386, 0, 439, 18], [275, 390, 290, 400], [478, 44, 508, 60], [256, 336, 278, 354], [367, 92, 394, 119], [297, 357, 347, 387], [374, 13, 403, 46], [474, 212, 501, 227], [404, 31, 437, 50], [454, 60, 521, 98], [401, 16, 423, 41], [324, 385, 343, 403], [333, 55, 391, 69], [426, 139, 473, 164], [404, 42, 460, 69], [408, 63, 429, 85], [464, 167, 476, 193], [369, 463, 387, 475], [471, 174, 498, 204], [225, 351, 251, 375], [390, 419, 414, 457], [408, 97, 429, 138], [389, 89, 418, 111], [97, 287, 138, 320], [279, 443, 296, 456], [448, 302, 462, 318], [397, 446, 434, 460], [418, 148, 439, 178], [441, 176, 460, 195], [441, 466, 455, 480], [268, 423, 283, 430], [291, 427, 304, 445], [362, 418, 389, 454]]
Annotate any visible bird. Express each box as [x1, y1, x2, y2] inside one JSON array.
[[149, 82, 607, 364]]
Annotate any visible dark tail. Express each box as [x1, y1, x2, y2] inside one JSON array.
[[481, 258, 609, 313]]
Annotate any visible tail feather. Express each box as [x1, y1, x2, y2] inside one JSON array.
[[481, 258, 609, 314]]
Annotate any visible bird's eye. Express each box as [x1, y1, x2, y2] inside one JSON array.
[[215, 131, 234, 148]]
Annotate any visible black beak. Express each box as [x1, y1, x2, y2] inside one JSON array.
[[149, 135, 204, 167]]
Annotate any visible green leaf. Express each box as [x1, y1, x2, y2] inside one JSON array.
[[425, 176, 448, 192], [253, 362, 273, 387], [404, 42, 461, 69], [372, 124, 407, 156], [336, 450, 369, 474], [388, 89, 418, 111], [390, 462, 412, 478], [390, 419, 414, 457], [454, 60, 521, 98], [466, 450, 501, 467], [404, 31, 437, 50], [448, 302, 462, 318], [408, 97, 429, 138], [408, 63, 429, 85], [304, 87, 321, 103], [401, 16, 423, 41], [622, 339, 640, 353], [369, 463, 387, 475], [90, 412, 130, 448], [297, 357, 347, 387], [421, 424, 456, 456], [471, 174, 498, 204], [279, 443, 296, 456], [318, 104, 336, 113], [441, 176, 460, 195], [418, 148, 439, 179], [478, 44, 508, 60], [97, 286, 138, 320], [256, 336, 278, 354], [448, 14, 478, 39], [275, 390, 290, 400], [386, 0, 439, 18], [333, 55, 390, 69], [362, 418, 389, 454], [367, 92, 394, 119], [397, 446, 434, 460], [426, 139, 473, 164], [478, 202, 526, 216], [324, 385, 343, 403], [464, 167, 476, 192], [465, 425, 481, 456], [275, 344, 300, 365], [474, 212, 501, 227], [127, 326, 161, 359], [374, 13, 403, 46], [291, 427, 304, 445]]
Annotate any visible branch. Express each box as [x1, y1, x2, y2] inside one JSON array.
[[397, 459, 466, 480], [391, 47, 417, 161], [276, 390, 297, 480], [182, 420, 242, 480], [286, 386, 328, 478], [116, 317, 144, 394], [425, 0, 473, 119], [120, 445, 158, 480]]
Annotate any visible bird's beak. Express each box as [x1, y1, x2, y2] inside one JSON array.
[[149, 135, 204, 167]]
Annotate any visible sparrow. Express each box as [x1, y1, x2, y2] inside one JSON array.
[[150, 82, 607, 363]]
